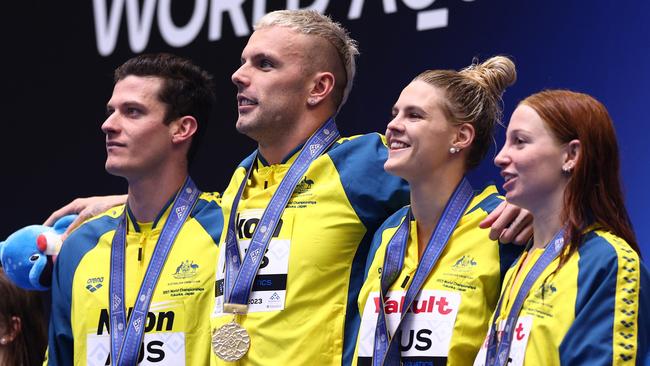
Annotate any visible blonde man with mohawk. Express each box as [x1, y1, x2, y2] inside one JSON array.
[[211, 10, 408, 366], [254, 9, 358, 109]]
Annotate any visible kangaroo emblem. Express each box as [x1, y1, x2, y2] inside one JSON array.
[[301, 176, 314, 189]]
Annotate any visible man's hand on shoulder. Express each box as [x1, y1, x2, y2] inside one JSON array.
[[479, 201, 533, 245], [44, 195, 128, 239]]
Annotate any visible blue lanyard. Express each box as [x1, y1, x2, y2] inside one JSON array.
[[223, 118, 340, 312], [109, 177, 200, 365], [484, 229, 565, 366], [373, 178, 474, 366]]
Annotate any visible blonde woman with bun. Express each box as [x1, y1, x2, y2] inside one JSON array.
[[352, 56, 524, 366]]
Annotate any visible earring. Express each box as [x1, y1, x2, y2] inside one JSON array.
[[562, 163, 574, 174], [449, 147, 460, 154], [0, 337, 7, 345], [307, 98, 316, 106]]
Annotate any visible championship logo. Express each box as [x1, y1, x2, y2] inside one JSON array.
[[268, 292, 281, 303]]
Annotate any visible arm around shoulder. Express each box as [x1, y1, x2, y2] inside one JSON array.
[[44, 195, 127, 237]]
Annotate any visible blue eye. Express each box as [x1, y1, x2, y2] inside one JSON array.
[[260, 59, 273, 68]]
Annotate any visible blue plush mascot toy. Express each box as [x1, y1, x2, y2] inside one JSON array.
[[0, 215, 77, 291]]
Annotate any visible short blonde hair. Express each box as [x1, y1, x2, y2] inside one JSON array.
[[255, 10, 359, 110]]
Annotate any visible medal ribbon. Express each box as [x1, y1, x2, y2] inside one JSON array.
[[373, 178, 474, 366], [109, 177, 200, 365], [484, 229, 565, 366], [223, 118, 339, 311]]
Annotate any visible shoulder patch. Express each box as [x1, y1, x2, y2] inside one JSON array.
[[192, 195, 224, 245], [58, 214, 120, 285], [330, 133, 369, 147], [327, 133, 409, 230], [467, 184, 502, 215]]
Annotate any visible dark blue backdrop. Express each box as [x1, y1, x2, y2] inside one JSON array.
[[2, 1, 648, 257]]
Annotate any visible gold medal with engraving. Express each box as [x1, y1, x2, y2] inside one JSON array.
[[212, 321, 251, 361]]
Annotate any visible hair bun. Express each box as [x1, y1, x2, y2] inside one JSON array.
[[461, 56, 517, 98]]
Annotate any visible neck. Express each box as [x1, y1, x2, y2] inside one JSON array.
[[258, 112, 333, 165], [530, 190, 565, 249], [410, 167, 464, 251], [126, 166, 188, 223], [258, 139, 302, 166]]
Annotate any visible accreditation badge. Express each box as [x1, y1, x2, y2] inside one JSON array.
[[213, 209, 292, 314], [473, 315, 533, 366], [357, 289, 461, 364], [86, 302, 187, 365], [87, 332, 186, 366]]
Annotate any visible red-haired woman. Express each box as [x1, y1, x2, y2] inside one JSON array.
[[0, 268, 48, 366], [475, 90, 649, 365]]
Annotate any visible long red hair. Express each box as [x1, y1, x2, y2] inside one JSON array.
[[521, 90, 639, 260]]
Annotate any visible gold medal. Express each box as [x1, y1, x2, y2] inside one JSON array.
[[212, 321, 251, 361]]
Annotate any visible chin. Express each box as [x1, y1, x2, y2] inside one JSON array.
[[105, 162, 128, 178], [383, 159, 397, 173], [235, 112, 261, 129], [383, 160, 408, 179], [504, 192, 530, 211], [235, 119, 256, 136]]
